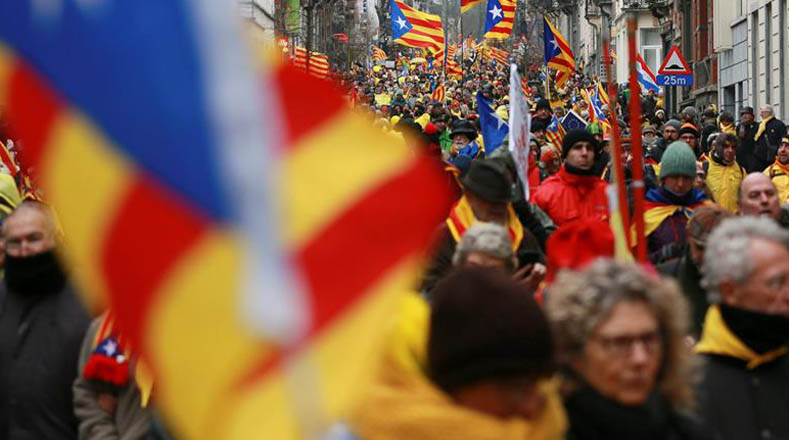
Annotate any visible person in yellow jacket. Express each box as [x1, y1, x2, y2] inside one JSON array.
[[342, 268, 566, 440], [763, 136, 789, 203], [703, 133, 745, 213]]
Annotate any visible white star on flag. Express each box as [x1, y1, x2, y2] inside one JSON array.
[[489, 5, 502, 20], [102, 339, 117, 356], [493, 112, 506, 129], [395, 16, 407, 30], [551, 39, 560, 50]]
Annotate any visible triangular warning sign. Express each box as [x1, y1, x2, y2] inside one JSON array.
[[658, 46, 691, 75]]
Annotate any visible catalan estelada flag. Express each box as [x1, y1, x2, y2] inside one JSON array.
[[484, 0, 516, 40], [447, 59, 463, 77], [485, 46, 510, 64], [545, 115, 566, 148], [461, 0, 484, 13], [372, 45, 387, 61], [543, 16, 575, 88], [391, 0, 445, 55], [0, 2, 452, 439], [431, 83, 445, 102]]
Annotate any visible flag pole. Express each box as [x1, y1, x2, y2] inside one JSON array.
[[545, 66, 551, 100], [603, 27, 631, 249], [626, 12, 647, 262]]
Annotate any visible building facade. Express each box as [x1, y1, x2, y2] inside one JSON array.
[[716, 0, 789, 120]]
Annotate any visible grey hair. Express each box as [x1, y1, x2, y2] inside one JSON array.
[[761, 105, 775, 116], [451, 222, 514, 269], [545, 259, 696, 410], [702, 216, 789, 303]]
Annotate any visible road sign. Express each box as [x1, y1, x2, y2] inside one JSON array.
[[657, 74, 693, 87], [658, 46, 692, 75]]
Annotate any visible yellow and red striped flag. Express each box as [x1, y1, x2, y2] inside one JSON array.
[[447, 59, 463, 77], [543, 16, 575, 88], [484, 0, 517, 40], [485, 46, 510, 64], [293, 47, 329, 80], [391, 0, 445, 55], [0, 2, 453, 439], [371, 45, 387, 61], [431, 83, 445, 102], [461, 0, 484, 13]]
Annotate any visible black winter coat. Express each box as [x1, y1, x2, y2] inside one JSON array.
[[753, 117, 788, 168], [0, 283, 90, 439], [697, 354, 789, 440]]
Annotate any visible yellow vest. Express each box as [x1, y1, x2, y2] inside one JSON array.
[[764, 163, 789, 204], [705, 159, 745, 213]]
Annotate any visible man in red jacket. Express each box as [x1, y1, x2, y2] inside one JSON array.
[[531, 129, 609, 226]]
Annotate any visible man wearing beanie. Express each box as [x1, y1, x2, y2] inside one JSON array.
[[736, 106, 759, 172], [420, 159, 543, 295], [531, 129, 609, 227], [703, 133, 746, 213], [655, 119, 681, 160], [639, 141, 710, 264], [678, 123, 702, 158], [533, 98, 553, 131]]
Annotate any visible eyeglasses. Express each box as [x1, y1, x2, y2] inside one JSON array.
[[592, 331, 662, 358]]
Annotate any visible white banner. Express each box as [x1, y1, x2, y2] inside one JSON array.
[[508, 64, 532, 201]]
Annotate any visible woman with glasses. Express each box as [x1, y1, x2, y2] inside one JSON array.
[[545, 259, 709, 439]]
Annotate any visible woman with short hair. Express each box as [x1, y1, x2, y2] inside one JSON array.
[[545, 259, 709, 439]]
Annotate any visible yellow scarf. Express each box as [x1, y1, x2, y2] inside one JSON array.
[[446, 195, 524, 250], [719, 122, 736, 135], [696, 306, 789, 370], [754, 115, 774, 141]]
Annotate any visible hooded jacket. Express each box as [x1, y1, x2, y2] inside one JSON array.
[[764, 159, 789, 204], [328, 290, 568, 440], [530, 166, 609, 227], [703, 152, 745, 213]]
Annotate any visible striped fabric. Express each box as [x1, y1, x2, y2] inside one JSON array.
[[372, 46, 387, 61], [461, 0, 484, 13], [431, 84, 445, 102], [484, 0, 516, 40], [543, 16, 575, 88], [391, 0, 445, 55], [294, 47, 329, 79], [0, 2, 452, 439]]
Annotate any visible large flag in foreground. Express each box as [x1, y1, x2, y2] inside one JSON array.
[[484, 0, 516, 39], [543, 17, 575, 88], [391, 0, 445, 55], [0, 1, 451, 439]]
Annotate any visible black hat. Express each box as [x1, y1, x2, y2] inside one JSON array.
[[460, 159, 512, 203], [535, 98, 551, 112], [561, 128, 601, 159], [428, 267, 555, 392], [450, 119, 477, 139], [740, 106, 754, 116], [531, 120, 547, 132]]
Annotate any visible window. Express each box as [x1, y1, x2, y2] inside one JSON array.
[[640, 28, 662, 73]]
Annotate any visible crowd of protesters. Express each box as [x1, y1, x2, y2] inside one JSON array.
[[0, 43, 788, 440], [328, 49, 789, 440]]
